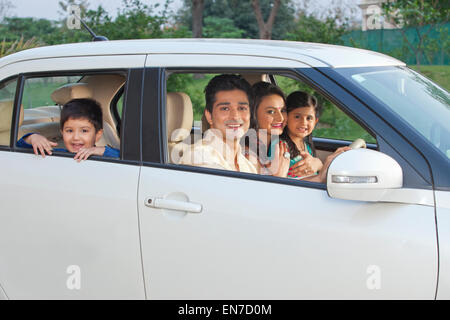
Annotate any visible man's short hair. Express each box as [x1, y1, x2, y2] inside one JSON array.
[[204, 74, 252, 113], [60, 98, 103, 132]]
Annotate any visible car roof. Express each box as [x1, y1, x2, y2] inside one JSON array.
[[0, 38, 405, 69]]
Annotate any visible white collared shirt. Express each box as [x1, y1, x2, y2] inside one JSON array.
[[179, 129, 257, 174]]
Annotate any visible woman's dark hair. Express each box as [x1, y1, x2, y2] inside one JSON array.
[[281, 91, 321, 158], [250, 81, 286, 129], [204, 74, 252, 114], [60, 98, 103, 132]]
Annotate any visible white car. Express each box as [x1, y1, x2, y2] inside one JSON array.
[[0, 39, 448, 299]]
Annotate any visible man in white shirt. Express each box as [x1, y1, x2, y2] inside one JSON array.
[[179, 74, 257, 174]]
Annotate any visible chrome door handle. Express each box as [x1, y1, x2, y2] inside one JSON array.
[[145, 197, 202, 213]]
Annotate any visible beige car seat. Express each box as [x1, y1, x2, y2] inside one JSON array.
[[0, 100, 23, 146], [166, 92, 193, 163]]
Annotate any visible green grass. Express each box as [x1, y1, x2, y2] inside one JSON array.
[[409, 65, 450, 91], [21, 76, 81, 109]]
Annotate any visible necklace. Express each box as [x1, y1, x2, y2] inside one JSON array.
[[295, 140, 305, 153]]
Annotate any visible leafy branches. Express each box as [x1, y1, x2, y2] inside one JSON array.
[[382, 0, 449, 68]]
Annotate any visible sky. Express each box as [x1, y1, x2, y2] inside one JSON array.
[[5, 0, 361, 22], [5, 0, 182, 21]]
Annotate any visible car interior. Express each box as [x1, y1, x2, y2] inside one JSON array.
[[165, 72, 342, 166]]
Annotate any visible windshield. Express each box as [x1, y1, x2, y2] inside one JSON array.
[[336, 66, 450, 159]]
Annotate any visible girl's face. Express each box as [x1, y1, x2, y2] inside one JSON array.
[[286, 106, 318, 139], [256, 94, 287, 137]]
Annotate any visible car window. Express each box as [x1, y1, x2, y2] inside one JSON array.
[[17, 73, 125, 156], [22, 76, 82, 110], [0, 77, 18, 146], [165, 71, 377, 184], [337, 66, 450, 159]]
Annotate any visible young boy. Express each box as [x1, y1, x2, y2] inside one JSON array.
[[17, 98, 119, 161]]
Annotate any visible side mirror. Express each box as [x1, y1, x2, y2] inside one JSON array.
[[327, 149, 403, 202]]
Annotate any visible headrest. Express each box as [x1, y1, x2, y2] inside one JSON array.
[[166, 92, 193, 143], [0, 100, 23, 132], [51, 83, 94, 105], [240, 73, 270, 85]]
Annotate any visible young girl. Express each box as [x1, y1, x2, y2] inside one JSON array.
[[281, 91, 349, 182]]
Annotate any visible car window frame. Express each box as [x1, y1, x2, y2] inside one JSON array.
[[315, 66, 448, 190], [141, 66, 388, 191], [0, 75, 20, 151], [7, 68, 142, 165], [110, 85, 125, 137], [140, 65, 436, 190], [303, 66, 435, 190]]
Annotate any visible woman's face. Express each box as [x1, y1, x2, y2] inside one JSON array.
[[286, 106, 318, 139], [256, 94, 287, 137]]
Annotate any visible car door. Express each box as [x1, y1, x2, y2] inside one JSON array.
[[0, 56, 146, 299], [137, 65, 437, 299]]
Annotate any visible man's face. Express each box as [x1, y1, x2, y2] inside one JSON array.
[[61, 117, 103, 153], [205, 89, 250, 142]]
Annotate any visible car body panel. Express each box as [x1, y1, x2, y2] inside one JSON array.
[[0, 153, 145, 299], [138, 166, 437, 299], [0, 55, 147, 81], [0, 39, 404, 70], [435, 190, 450, 299], [146, 54, 310, 68]]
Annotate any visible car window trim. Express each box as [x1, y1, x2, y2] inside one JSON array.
[[11, 74, 24, 149], [110, 85, 124, 136], [9, 69, 142, 165], [141, 161, 327, 190], [0, 75, 20, 150]]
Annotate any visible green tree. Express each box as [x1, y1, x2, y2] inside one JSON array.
[[203, 16, 244, 38], [382, 0, 449, 69], [0, 17, 58, 43], [251, 0, 281, 39], [46, 0, 185, 44], [178, 0, 296, 40], [285, 14, 348, 45]]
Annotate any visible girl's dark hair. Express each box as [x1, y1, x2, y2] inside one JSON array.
[[281, 91, 321, 158], [250, 81, 286, 129], [60, 98, 103, 132]]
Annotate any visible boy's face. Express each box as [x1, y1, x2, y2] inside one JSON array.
[[61, 117, 103, 153]]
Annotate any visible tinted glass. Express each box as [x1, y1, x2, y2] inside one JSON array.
[[337, 66, 450, 159]]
